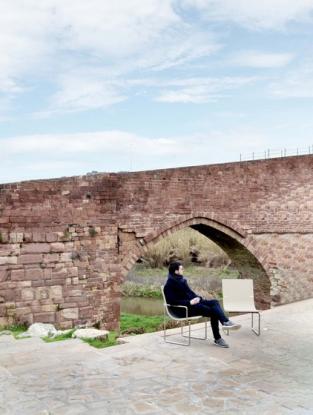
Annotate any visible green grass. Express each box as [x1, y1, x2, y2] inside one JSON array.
[[0, 324, 28, 339], [132, 263, 238, 279], [121, 282, 162, 299], [120, 312, 164, 334], [42, 329, 75, 343], [82, 331, 118, 348]]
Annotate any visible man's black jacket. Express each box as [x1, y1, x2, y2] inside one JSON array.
[[164, 273, 200, 307]]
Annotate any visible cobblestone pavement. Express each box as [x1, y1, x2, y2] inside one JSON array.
[[1, 299, 313, 415]]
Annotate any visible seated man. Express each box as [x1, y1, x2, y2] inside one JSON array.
[[164, 261, 241, 348]]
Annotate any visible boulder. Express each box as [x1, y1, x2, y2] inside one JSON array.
[[72, 328, 109, 340], [22, 323, 57, 338]]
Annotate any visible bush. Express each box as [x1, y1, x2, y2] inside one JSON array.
[[141, 228, 226, 268]]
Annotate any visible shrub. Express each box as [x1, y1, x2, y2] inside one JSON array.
[[141, 228, 227, 268]]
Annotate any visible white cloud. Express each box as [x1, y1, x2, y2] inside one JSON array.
[[230, 51, 294, 68], [0, 128, 271, 183], [1, 131, 179, 156], [51, 0, 180, 58], [155, 76, 260, 103], [182, 0, 313, 29], [0, 0, 220, 113], [268, 60, 313, 98], [44, 75, 126, 115], [0, 1, 54, 93]]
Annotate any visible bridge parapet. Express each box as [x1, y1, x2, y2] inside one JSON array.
[[1, 155, 313, 329]]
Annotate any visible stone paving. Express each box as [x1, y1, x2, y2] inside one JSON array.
[[1, 299, 313, 415]]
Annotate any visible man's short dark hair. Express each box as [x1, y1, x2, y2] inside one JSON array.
[[168, 261, 182, 275]]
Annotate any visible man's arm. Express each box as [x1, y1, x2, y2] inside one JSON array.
[[185, 281, 202, 302]]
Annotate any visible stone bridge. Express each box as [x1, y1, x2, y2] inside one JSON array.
[[1, 155, 313, 330]]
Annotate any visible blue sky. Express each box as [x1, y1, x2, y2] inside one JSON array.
[[1, 0, 313, 183]]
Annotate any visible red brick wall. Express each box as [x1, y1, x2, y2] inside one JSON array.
[[1, 155, 313, 330]]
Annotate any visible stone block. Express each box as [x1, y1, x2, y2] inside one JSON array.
[[21, 243, 50, 254], [18, 281, 32, 287], [66, 289, 83, 297], [34, 312, 56, 323], [58, 321, 73, 329], [41, 304, 58, 312], [25, 268, 43, 280], [60, 308, 79, 319], [42, 253, 59, 263], [15, 306, 32, 316], [46, 233, 58, 242], [21, 289, 35, 301], [0, 317, 8, 326], [0, 244, 20, 256], [0, 270, 9, 282], [9, 233, 23, 243], [18, 254, 43, 264], [68, 267, 78, 277], [43, 268, 52, 279], [32, 232, 46, 242], [60, 253, 73, 262], [50, 243, 65, 253], [50, 286, 63, 300], [11, 269, 25, 281], [0, 256, 17, 265], [35, 287, 50, 300]]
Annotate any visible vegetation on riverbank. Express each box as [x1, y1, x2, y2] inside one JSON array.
[[120, 312, 165, 334], [140, 228, 227, 268], [123, 263, 239, 300], [122, 228, 239, 301]]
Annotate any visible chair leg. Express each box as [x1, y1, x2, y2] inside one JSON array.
[[163, 318, 208, 346], [181, 319, 208, 341], [251, 312, 261, 336], [163, 315, 191, 346]]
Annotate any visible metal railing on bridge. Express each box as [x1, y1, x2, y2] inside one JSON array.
[[239, 146, 313, 162]]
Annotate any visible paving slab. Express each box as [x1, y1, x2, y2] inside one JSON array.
[[1, 299, 313, 414]]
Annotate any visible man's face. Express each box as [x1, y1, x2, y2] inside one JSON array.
[[175, 265, 184, 275]]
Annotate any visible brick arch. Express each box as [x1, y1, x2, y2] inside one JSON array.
[[122, 216, 271, 309]]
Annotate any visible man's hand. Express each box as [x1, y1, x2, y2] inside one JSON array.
[[190, 297, 200, 305]]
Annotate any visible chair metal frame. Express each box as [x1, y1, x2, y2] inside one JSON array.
[[222, 279, 261, 336], [161, 285, 207, 346]]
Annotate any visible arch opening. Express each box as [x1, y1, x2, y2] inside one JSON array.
[[190, 223, 271, 309], [121, 218, 271, 327]]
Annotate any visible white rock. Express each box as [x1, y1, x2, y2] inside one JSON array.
[[72, 328, 109, 340], [25, 323, 57, 337], [0, 330, 12, 336]]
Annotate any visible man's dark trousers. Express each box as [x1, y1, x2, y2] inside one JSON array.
[[188, 299, 228, 340]]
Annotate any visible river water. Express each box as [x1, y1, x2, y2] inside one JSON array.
[[121, 297, 163, 316]]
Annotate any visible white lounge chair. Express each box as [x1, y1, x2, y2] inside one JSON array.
[[161, 285, 208, 346], [222, 279, 261, 336]]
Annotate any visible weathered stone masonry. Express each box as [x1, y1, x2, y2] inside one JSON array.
[[1, 155, 313, 330]]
